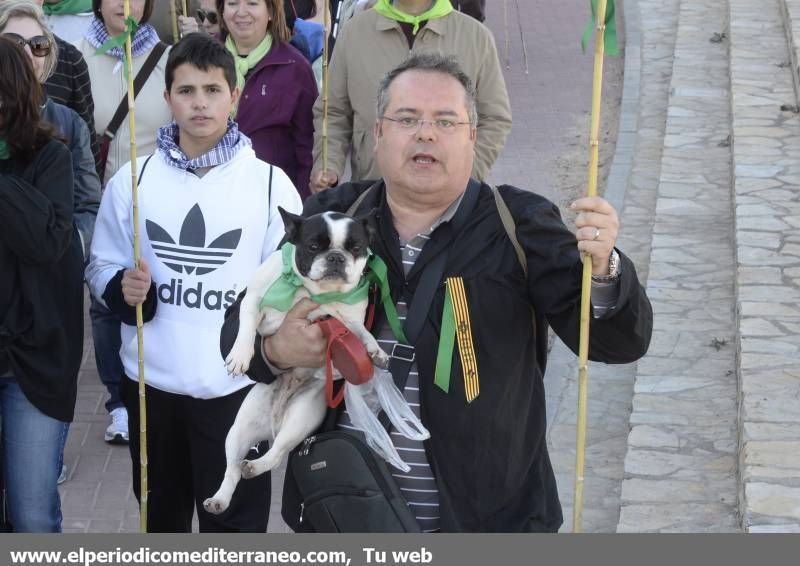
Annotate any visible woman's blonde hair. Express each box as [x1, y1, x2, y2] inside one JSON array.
[[0, 0, 58, 83]]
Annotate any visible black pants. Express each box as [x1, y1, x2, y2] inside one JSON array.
[[121, 378, 270, 532], [454, 0, 486, 22]]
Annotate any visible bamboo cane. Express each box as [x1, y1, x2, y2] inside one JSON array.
[[170, 0, 179, 44], [573, 0, 609, 534], [182, 0, 189, 17], [321, 0, 330, 173], [503, 0, 509, 69], [512, 0, 528, 74], [122, 0, 149, 534]]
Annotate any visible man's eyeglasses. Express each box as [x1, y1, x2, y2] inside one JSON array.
[[381, 116, 472, 133], [2, 33, 51, 57], [196, 9, 219, 25]]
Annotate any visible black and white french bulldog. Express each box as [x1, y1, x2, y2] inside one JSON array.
[[204, 207, 388, 515]]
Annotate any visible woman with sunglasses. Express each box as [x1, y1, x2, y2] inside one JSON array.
[[217, 0, 316, 199], [198, 0, 221, 36], [0, 36, 84, 532]]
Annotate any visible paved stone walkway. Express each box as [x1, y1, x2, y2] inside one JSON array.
[[617, 0, 740, 532], [731, 0, 800, 532]]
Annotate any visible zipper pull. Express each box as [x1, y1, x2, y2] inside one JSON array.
[[299, 502, 305, 524], [261, 84, 266, 96]]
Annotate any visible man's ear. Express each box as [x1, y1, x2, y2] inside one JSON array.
[[373, 119, 382, 140], [230, 86, 240, 111], [278, 206, 304, 243], [355, 206, 379, 243], [163, 89, 171, 106]]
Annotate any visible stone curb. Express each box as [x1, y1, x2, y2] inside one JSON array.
[[779, 0, 800, 104]]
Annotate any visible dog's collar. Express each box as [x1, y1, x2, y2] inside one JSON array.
[[259, 243, 372, 311]]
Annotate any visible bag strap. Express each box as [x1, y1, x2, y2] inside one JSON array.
[[492, 184, 527, 276], [103, 42, 168, 140]]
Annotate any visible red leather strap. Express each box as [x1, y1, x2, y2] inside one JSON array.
[[324, 324, 350, 408]]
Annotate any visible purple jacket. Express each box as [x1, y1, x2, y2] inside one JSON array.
[[236, 41, 317, 200]]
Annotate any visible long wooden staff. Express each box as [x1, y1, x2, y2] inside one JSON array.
[[122, 0, 149, 534], [573, 0, 610, 533], [170, 0, 179, 43], [321, 0, 330, 173]]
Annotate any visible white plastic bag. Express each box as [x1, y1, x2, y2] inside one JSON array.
[[344, 367, 430, 472]]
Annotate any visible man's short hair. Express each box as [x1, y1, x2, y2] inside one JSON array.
[[376, 53, 478, 126], [165, 33, 236, 93]]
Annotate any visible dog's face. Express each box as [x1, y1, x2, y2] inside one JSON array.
[[278, 207, 378, 295]]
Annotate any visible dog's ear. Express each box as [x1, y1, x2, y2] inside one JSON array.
[[355, 207, 379, 243], [278, 207, 304, 243]]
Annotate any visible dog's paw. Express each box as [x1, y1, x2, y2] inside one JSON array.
[[203, 497, 229, 515], [225, 341, 254, 376], [240, 459, 262, 479], [370, 349, 391, 370]]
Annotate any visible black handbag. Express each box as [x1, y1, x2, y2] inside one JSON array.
[[288, 431, 421, 532]]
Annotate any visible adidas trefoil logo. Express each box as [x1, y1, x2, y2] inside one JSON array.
[[146, 204, 242, 276]]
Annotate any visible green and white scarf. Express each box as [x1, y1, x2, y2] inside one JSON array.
[[225, 33, 273, 117], [374, 0, 454, 35], [42, 0, 92, 16]]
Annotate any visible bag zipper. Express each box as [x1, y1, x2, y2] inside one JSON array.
[[296, 432, 395, 496], [299, 487, 378, 524]]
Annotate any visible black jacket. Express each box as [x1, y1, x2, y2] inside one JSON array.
[[41, 98, 101, 258], [44, 36, 99, 174], [221, 180, 653, 532], [0, 140, 84, 422]]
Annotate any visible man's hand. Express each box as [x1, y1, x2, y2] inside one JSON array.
[[309, 170, 339, 194], [262, 299, 327, 369], [121, 259, 152, 306], [571, 196, 619, 275]]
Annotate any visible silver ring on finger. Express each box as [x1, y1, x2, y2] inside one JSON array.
[[592, 227, 601, 241]]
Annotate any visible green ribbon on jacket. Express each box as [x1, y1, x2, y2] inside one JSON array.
[[259, 245, 408, 347], [42, 0, 92, 16], [95, 16, 138, 78], [580, 0, 619, 57], [374, 0, 454, 35], [225, 33, 273, 117], [0, 139, 10, 160]]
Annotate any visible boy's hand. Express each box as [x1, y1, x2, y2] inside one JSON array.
[[121, 259, 152, 307], [262, 299, 327, 369]]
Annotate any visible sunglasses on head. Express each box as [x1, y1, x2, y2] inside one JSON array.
[[196, 9, 219, 25], [2, 33, 51, 57]]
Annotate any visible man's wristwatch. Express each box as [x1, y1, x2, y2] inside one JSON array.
[[591, 249, 621, 283]]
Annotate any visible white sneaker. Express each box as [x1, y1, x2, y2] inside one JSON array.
[[105, 407, 129, 445]]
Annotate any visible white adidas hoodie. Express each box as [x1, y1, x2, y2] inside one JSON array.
[[86, 145, 302, 398]]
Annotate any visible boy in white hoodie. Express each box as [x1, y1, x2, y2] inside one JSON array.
[[86, 33, 302, 532]]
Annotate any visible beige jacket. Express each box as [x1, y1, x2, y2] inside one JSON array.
[[312, 8, 512, 183], [79, 40, 172, 185]]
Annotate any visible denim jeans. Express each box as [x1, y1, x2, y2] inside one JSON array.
[[89, 296, 124, 413], [0, 378, 66, 532]]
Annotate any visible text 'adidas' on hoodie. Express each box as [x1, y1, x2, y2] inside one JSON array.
[[86, 144, 302, 398]]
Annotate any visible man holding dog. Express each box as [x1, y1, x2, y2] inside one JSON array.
[[223, 53, 653, 532]]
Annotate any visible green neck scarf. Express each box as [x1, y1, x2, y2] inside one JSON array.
[[42, 0, 93, 16], [374, 0, 454, 35], [0, 139, 10, 160], [260, 243, 408, 344], [225, 33, 273, 117]]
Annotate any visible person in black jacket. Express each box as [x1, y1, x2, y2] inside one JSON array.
[[221, 53, 653, 532], [0, 37, 83, 533]]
